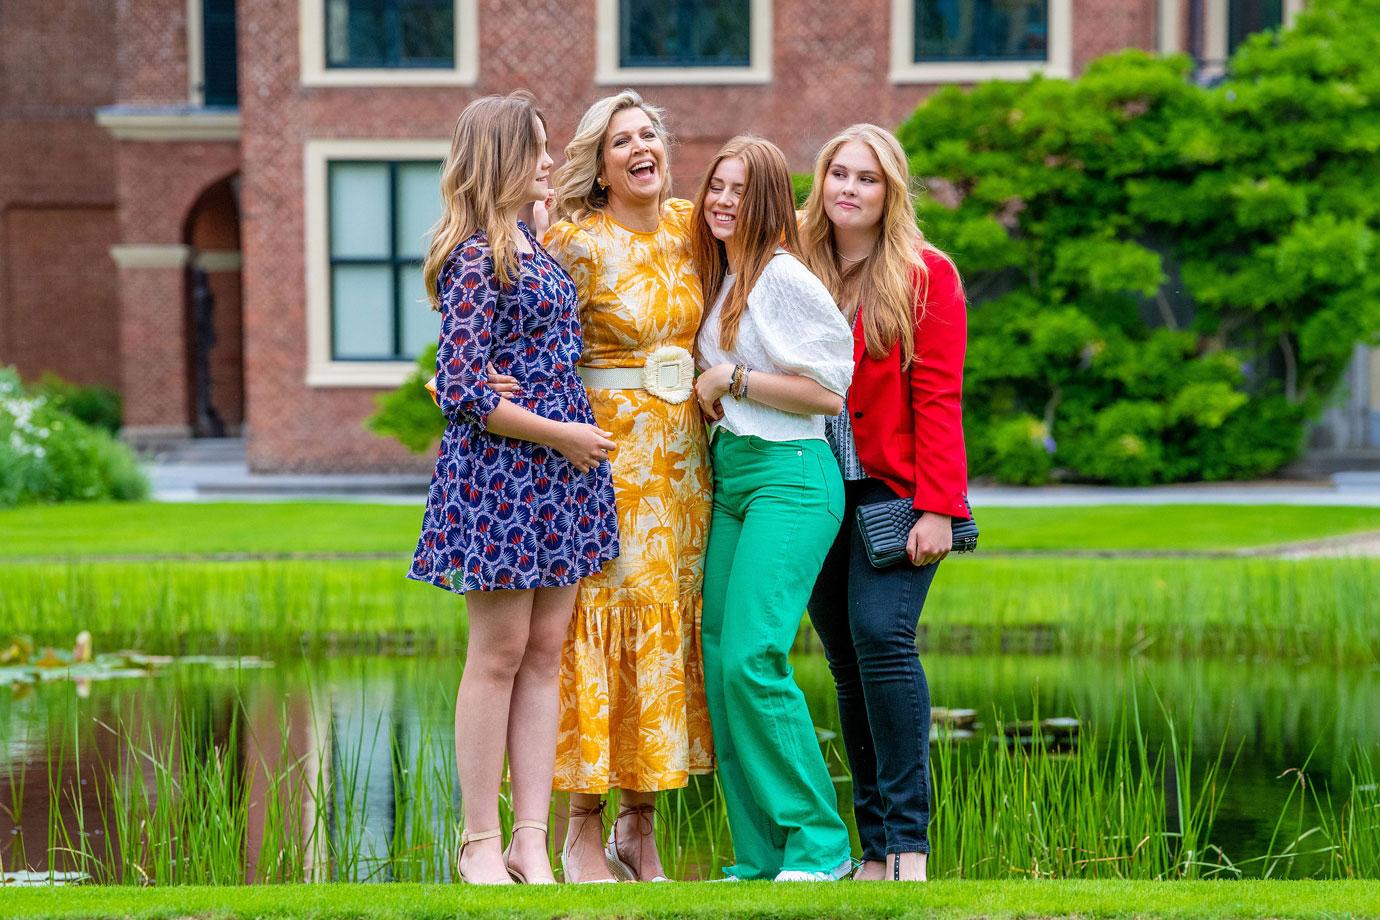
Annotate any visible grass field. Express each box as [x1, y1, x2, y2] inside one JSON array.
[[6, 880, 1380, 919], [2, 555, 1375, 662], [2, 501, 1380, 558]]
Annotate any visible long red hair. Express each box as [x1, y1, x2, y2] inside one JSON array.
[[689, 136, 801, 352]]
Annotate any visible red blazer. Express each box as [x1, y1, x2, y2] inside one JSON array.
[[848, 248, 969, 519]]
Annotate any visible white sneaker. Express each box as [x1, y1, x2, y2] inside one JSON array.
[[773, 858, 853, 882]]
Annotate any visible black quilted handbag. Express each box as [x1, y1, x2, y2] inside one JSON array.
[[855, 498, 978, 569]]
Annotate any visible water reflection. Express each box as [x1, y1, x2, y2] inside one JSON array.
[[2, 653, 1377, 880]]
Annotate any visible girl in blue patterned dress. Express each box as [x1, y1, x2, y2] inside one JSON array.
[[408, 91, 620, 885]]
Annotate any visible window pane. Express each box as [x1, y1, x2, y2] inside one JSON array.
[[398, 264, 437, 358], [202, 0, 238, 106], [915, 0, 1048, 63], [1228, 0, 1282, 53], [330, 163, 390, 259], [396, 0, 454, 66], [621, 0, 750, 68], [327, 0, 385, 67], [332, 264, 395, 359], [328, 0, 453, 68], [395, 161, 442, 259]]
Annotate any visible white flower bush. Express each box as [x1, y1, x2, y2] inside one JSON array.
[[0, 367, 148, 507]]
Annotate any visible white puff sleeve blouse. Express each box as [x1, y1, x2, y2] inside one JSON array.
[[697, 251, 855, 444]]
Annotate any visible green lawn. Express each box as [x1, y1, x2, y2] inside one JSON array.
[[2, 501, 1379, 558], [3, 556, 1375, 662], [5, 880, 1380, 919]]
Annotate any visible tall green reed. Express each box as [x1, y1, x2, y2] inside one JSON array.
[[13, 688, 1380, 885]]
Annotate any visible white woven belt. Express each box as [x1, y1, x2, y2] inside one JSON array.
[[577, 345, 694, 404]]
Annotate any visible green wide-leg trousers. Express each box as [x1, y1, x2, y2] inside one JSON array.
[[701, 430, 853, 880]]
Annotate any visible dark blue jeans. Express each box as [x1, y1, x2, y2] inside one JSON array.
[[808, 478, 938, 859]]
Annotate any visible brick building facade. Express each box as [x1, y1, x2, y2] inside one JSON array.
[[8, 0, 1364, 475]]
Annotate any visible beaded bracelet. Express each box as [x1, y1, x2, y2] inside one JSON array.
[[729, 364, 746, 400], [738, 368, 750, 401]]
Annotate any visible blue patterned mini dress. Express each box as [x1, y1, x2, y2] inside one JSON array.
[[408, 222, 619, 594]]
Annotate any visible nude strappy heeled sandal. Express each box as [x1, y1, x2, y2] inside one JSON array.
[[455, 827, 507, 885], [504, 820, 554, 884], [561, 799, 617, 883], [604, 803, 670, 882]]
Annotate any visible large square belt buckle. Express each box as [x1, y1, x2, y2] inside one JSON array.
[[641, 346, 694, 404]]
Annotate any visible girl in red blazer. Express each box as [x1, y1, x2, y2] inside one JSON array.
[[799, 124, 969, 882]]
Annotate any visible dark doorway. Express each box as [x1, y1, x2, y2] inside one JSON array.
[[183, 175, 245, 437]]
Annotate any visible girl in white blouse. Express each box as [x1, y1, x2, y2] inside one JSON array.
[[689, 135, 856, 882]]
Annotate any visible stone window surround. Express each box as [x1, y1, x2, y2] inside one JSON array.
[[596, 0, 773, 85], [108, 245, 243, 272], [299, 0, 479, 87], [187, 0, 206, 105], [890, 0, 1073, 82], [304, 139, 451, 389]]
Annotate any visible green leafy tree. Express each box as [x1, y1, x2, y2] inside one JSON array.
[[894, 0, 1380, 484]]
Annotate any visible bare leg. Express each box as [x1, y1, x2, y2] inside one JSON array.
[[888, 851, 928, 882], [503, 584, 577, 884], [562, 791, 616, 882], [853, 859, 886, 881], [611, 788, 667, 880], [455, 589, 534, 884]]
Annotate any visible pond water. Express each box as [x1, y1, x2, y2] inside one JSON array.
[[3, 651, 1378, 881]]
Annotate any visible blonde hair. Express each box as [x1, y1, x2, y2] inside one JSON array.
[[552, 89, 671, 223], [800, 123, 948, 368], [690, 136, 800, 353], [423, 91, 547, 308]]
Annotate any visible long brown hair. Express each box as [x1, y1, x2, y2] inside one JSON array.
[[690, 136, 800, 352], [800, 124, 950, 367], [423, 91, 547, 308]]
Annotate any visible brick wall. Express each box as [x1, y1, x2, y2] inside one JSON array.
[[114, 0, 190, 104], [1074, 0, 1160, 72], [0, 0, 119, 388]]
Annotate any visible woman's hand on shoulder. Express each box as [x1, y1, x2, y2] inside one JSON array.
[[907, 511, 952, 567], [695, 363, 734, 421]]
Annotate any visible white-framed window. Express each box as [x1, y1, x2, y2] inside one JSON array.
[[891, 0, 1072, 83], [304, 140, 449, 388], [597, 0, 772, 85], [299, 0, 478, 87]]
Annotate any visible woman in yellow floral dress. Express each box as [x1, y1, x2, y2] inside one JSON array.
[[539, 90, 713, 883]]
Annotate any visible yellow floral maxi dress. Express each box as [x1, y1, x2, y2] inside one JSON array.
[[543, 198, 714, 793]]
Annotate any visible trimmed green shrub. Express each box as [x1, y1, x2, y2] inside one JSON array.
[[365, 343, 445, 454], [0, 367, 149, 507]]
